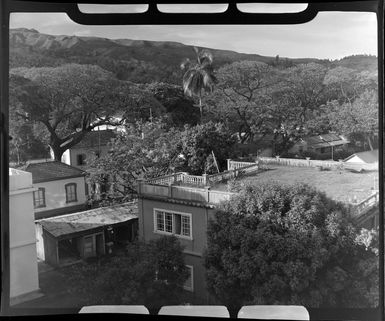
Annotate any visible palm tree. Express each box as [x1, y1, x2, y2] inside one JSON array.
[[181, 47, 216, 119]]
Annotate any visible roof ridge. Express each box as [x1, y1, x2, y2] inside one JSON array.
[[36, 201, 137, 222]]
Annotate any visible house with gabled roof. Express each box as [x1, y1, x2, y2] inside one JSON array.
[[23, 161, 88, 219], [54, 129, 116, 169], [289, 133, 350, 156]]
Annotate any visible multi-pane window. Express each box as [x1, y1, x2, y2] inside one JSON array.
[[154, 209, 192, 239], [184, 265, 194, 292], [65, 183, 77, 203], [33, 188, 46, 208]]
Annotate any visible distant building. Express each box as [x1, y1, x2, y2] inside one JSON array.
[[289, 133, 350, 156], [9, 168, 42, 305], [35, 202, 138, 267], [51, 129, 116, 169], [343, 149, 378, 164], [23, 161, 88, 219]]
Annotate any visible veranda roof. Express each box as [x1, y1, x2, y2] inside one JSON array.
[[36, 202, 138, 238]]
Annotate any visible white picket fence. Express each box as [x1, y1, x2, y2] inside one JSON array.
[[257, 157, 378, 171]]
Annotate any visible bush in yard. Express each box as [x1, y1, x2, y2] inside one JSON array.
[[204, 183, 378, 311], [65, 236, 189, 312]]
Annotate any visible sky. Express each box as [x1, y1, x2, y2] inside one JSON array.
[[9, 4, 377, 60]]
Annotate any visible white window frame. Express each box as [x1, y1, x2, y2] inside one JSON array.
[[153, 208, 192, 240], [183, 265, 194, 292]]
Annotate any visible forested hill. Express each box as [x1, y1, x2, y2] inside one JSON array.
[[10, 28, 377, 84]]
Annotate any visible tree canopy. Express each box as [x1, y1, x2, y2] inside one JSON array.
[[178, 121, 237, 175], [205, 183, 378, 309], [87, 119, 181, 202], [10, 64, 139, 160], [65, 236, 189, 312]]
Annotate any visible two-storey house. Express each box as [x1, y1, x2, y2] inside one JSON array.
[[137, 161, 259, 302], [23, 161, 88, 219], [54, 129, 116, 169]]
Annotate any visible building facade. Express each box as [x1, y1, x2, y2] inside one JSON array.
[[54, 129, 116, 170], [9, 168, 41, 305], [289, 133, 350, 157], [137, 165, 258, 302], [36, 202, 138, 267], [23, 161, 88, 219]]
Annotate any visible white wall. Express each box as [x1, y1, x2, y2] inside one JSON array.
[[9, 169, 40, 300], [69, 145, 110, 169], [345, 155, 365, 164], [34, 176, 87, 214]]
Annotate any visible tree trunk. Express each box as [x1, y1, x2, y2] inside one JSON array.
[[199, 95, 203, 120], [367, 136, 374, 151], [50, 143, 65, 162]]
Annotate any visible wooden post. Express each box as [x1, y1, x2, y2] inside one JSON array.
[[174, 172, 177, 184], [168, 184, 173, 198], [137, 178, 143, 195], [227, 159, 231, 171]]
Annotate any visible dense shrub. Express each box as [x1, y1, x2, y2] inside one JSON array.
[[205, 183, 378, 310]]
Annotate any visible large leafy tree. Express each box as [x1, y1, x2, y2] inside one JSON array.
[[143, 82, 200, 127], [87, 119, 181, 202], [205, 183, 378, 310], [324, 90, 378, 150], [66, 236, 189, 312], [10, 64, 137, 161], [212, 61, 277, 143], [178, 121, 237, 175], [323, 66, 377, 104], [181, 47, 216, 119], [9, 73, 49, 163]]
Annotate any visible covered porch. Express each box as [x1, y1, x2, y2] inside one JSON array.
[[35, 202, 138, 267]]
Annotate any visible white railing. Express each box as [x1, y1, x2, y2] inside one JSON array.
[[353, 191, 380, 217], [144, 172, 187, 185], [228, 160, 256, 171], [144, 160, 259, 188], [139, 181, 234, 205], [181, 174, 206, 186]]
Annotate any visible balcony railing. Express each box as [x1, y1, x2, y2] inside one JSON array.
[[139, 161, 260, 204]]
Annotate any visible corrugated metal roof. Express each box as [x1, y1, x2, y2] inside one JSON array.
[[23, 161, 86, 183], [303, 134, 349, 148], [36, 202, 138, 238]]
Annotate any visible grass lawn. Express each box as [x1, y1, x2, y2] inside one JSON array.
[[214, 166, 378, 204]]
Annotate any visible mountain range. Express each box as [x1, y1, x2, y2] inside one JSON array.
[[9, 28, 377, 84]]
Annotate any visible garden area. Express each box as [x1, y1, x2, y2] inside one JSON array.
[[217, 165, 378, 204]]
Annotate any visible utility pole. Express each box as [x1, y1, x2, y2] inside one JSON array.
[[319, 135, 334, 161]]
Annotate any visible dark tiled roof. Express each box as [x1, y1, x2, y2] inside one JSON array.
[[72, 130, 116, 149], [36, 202, 138, 238], [24, 161, 86, 183], [344, 149, 379, 163]]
